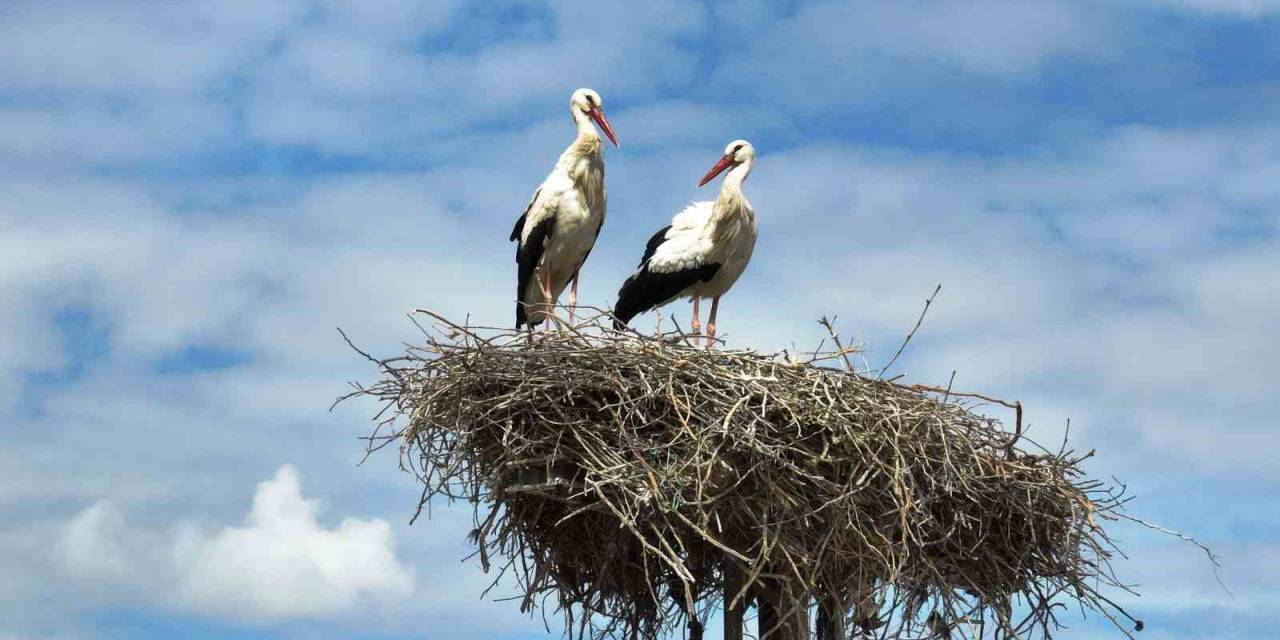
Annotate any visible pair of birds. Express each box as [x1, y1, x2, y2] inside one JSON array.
[[510, 88, 758, 348]]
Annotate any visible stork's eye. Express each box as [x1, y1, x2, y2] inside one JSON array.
[[732, 144, 743, 153]]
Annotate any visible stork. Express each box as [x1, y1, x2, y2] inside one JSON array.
[[511, 88, 619, 329], [613, 140, 758, 348]]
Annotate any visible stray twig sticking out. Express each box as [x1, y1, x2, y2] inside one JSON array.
[[817, 316, 857, 373], [879, 284, 942, 381]]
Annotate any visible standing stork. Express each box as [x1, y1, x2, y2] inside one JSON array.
[[612, 140, 758, 348], [511, 88, 620, 329]]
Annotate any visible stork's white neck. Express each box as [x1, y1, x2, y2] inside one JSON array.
[[714, 157, 753, 216], [720, 158, 752, 195], [571, 108, 600, 143], [555, 109, 604, 172]]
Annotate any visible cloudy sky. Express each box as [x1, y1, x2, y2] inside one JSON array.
[[2, 1, 1278, 638]]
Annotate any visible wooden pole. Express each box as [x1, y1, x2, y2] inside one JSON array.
[[723, 561, 745, 640], [851, 576, 878, 634], [757, 579, 779, 639], [674, 545, 708, 640], [816, 594, 846, 640], [757, 578, 807, 639], [785, 584, 809, 640]]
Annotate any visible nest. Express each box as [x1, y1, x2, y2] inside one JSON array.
[[344, 309, 1158, 639]]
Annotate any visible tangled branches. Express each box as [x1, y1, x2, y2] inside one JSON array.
[[342, 309, 1164, 639]]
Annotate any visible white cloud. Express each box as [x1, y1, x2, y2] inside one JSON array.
[[58, 465, 413, 621], [710, 0, 1114, 121], [176, 465, 413, 619], [870, 0, 1102, 75], [0, 98, 237, 173], [60, 502, 137, 584], [610, 101, 797, 150], [236, 0, 710, 153], [0, 1, 305, 95]]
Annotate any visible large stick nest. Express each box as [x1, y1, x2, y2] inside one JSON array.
[[345, 309, 1153, 639]]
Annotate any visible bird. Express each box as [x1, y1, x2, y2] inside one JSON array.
[[613, 140, 758, 348], [510, 88, 620, 330]]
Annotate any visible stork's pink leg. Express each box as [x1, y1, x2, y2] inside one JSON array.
[[690, 297, 702, 340], [569, 270, 580, 324], [705, 296, 720, 350]]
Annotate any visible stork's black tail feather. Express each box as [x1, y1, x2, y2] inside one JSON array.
[[611, 273, 653, 329], [612, 263, 720, 330], [611, 287, 641, 330], [514, 216, 557, 330], [516, 299, 528, 329]]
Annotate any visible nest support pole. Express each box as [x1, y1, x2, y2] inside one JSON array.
[[754, 576, 807, 640], [722, 560, 746, 640], [815, 593, 846, 640]]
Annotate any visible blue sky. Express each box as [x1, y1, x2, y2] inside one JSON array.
[[2, 1, 1278, 638]]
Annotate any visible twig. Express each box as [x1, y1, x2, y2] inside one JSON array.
[[878, 283, 941, 381]]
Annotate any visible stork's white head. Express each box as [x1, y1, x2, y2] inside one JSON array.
[[570, 88, 601, 112], [570, 88, 619, 148], [699, 139, 755, 187]]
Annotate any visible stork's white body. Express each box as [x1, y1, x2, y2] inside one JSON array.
[[647, 196, 757, 303], [511, 89, 615, 329], [516, 139, 606, 325]]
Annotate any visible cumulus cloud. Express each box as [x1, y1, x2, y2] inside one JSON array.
[[58, 465, 413, 621], [176, 465, 414, 619], [59, 501, 138, 585]]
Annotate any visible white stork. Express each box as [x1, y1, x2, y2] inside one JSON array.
[[613, 140, 758, 348], [510, 88, 620, 329]]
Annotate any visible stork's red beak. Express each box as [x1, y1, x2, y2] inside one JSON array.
[[590, 107, 619, 148], [698, 154, 735, 187]]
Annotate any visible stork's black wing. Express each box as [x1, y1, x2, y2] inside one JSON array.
[[612, 227, 718, 328], [510, 187, 541, 247], [515, 213, 556, 329], [638, 225, 672, 267]]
